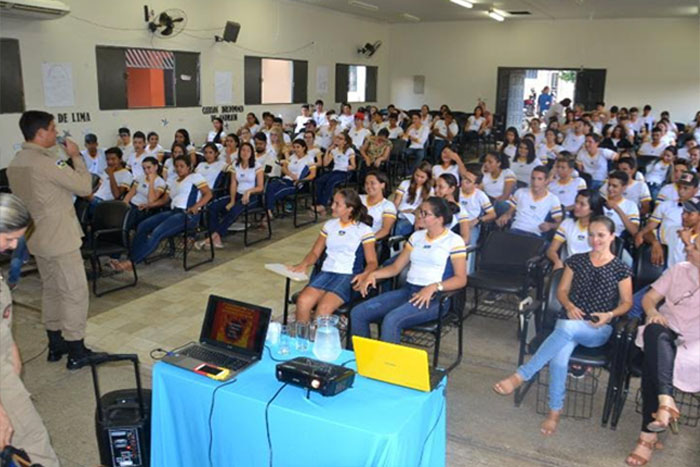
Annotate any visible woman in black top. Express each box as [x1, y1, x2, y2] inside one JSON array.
[[493, 216, 633, 435]]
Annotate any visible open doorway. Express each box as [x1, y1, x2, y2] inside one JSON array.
[[495, 67, 606, 133]]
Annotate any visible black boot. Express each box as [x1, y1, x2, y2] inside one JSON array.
[[46, 330, 69, 362], [65, 339, 106, 370]]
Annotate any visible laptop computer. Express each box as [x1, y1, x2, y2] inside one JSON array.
[[352, 336, 446, 392], [162, 295, 271, 381]]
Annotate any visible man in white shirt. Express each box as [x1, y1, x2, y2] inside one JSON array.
[[312, 99, 328, 127], [402, 114, 430, 172], [254, 132, 280, 177], [576, 133, 619, 188], [338, 103, 354, 131], [80, 133, 107, 175], [292, 104, 312, 135], [431, 111, 459, 163], [348, 113, 372, 150], [562, 121, 586, 154], [677, 138, 696, 160], [496, 166, 563, 237], [548, 156, 587, 211], [386, 113, 404, 139], [544, 98, 572, 124], [88, 147, 133, 215], [641, 105, 655, 133], [638, 127, 667, 157], [117, 127, 134, 160]]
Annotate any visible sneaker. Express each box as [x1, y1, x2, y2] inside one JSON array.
[[569, 364, 588, 379], [194, 240, 208, 250], [482, 292, 503, 305], [284, 201, 294, 213], [227, 222, 245, 232]]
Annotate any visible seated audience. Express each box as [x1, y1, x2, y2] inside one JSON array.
[[164, 143, 187, 186], [385, 113, 404, 139], [293, 104, 312, 135], [195, 143, 229, 194], [312, 100, 327, 127], [393, 161, 433, 236], [576, 134, 619, 190], [432, 111, 459, 163], [171, 129, 196, 167], [602, 171, 640, 238], [638, 127, 667, 157], [289, 189, 377, 322], [435, 173, 470, 244], [205, 142, 265, 248], [338, 103, 354, 131], [81, 133, 106, 175], [547, 189, 604, 269], [529, 118, 545, 146], [352, 197, 467, 343], [265, 139, 317, 217], [239, 112, 261, 136], [645, 146, 676, 198], [253, 132, 278, 177], [482, 150, 516, 216], [496, 166, 562, 237], [303, 130, 324, 167], [657, 160, 691, 202], [548, 155, 588, 211], [419, 105, 432, 127], [463, 106, 486, 145], [111, 155, 212, 271], [494, 216, 632, 436], [314, 133, 356, 214], [499, 127, 519, 161], [360, 128, 392, 172], [349, 113, 372, 150], [676, 137, 696, 160], [402, 113, 431, 172], [562, 121, 586, 154], [432, 147, 467, 182], [144, 131, 164, 160], [360, 170, 397, 240], [117, 127, 134, 158], [511, 139, 541, 186], [221, 133, 240, 167], [626, 241, 699, 465], [122, 156, 168, 230], [601, 124, 634, 152], [536, 128, 562, 162], [88, 147, 132, 214]]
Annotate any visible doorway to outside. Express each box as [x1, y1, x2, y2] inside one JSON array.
[[495, 67, 606, 134]]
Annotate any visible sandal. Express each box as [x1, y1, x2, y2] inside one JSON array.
[[492, 373, 523, 396], [648, 405, 680, 434], [625, 437, 663, 466], [540, 411, 560, 436]]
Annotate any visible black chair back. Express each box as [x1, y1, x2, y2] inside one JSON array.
[[541, 268, 564, 333], [0, 168, 11, 193], [633, 243, 667, 291], [92, 201, 130, 246], [476, 231, 546, 275]]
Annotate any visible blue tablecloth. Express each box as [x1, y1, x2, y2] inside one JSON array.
[[151, 346, 446, 467]]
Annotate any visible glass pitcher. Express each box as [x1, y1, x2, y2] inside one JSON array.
[[312, 315, 342, 362]]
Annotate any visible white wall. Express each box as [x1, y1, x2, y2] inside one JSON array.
[[0, 0, 389, 166], [388, 18, 700, 120]]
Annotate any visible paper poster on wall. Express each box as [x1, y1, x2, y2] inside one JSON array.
[[215, 71, 233, 105], [42, 63, 75, 107], [316, 66, 329, 95]]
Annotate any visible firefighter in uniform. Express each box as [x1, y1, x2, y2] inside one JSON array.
[[0, 193, 59, 465], [7, 110, 100, 369]]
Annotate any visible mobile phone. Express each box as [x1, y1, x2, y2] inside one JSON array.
[[194, 363, 231, 381], [56, 136, 66, 146]]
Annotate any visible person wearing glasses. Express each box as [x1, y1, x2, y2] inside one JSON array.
[[351, 197, 468, 344], [625, 237, 700, 466]]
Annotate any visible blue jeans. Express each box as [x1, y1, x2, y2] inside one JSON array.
[[468, 225, 480, 274], [517, 319, 612, 411], [315, 171, 348, 207], [88, 196, 104, 217], [350, 284, 446, 344], [209, 194, 261, 237], [8, 236, 29, 286], [431, 140, 448, 164], [394, 217, 415, 237], [590, 180, 604, 191], [265, 178, 297, 211], [648, 184, 662, 201], [405, 148, 425, 173], [491, 199, 510, 217], [629, 285, 649, 319], [130, 210, 199, 264], [509, 228, 542, 238]]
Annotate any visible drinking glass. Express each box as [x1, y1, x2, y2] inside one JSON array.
[[278, 325, 290, 356], [295, 322, 310, 352]]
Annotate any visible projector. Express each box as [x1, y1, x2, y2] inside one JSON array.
[[276, 357, 355, 397]]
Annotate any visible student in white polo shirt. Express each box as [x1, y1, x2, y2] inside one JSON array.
[[264, 139, 317, 218], [537, 129, 563, 162], [663, 197, 700, 268], [634, 172, 699, 266], [677, 137, 696, 160], [402, 113, 431, 172], [638, 127, 667, 157], [126, 131, 148, 180], [458, 167, 496, 272], [547, 189, 605, 270], [195, 143, 229, 194], [292, 105, 312, 136], [207, 118, 226, 148], [511, 139, 543, 187], [562, 121, 586, 154], [394, 161, 433, 236], [360, 170, 396, 241], [645, 146, 676, 199], [111, 155, 213, 271], [289, 189, 377, 322], [548, 155, 588, 212], [435, 173, 470, 241], [87, 147, 133, 216], [314, 133, 356, 214], [144, 131, 164, 161], [122, 156, 168, 230], [576, 133, 619, 190], [352, 197, 467, 344], [432, 146, 467, 182], [348, 113, 372, 150], [431, 111, 459, 163], [81, 133, 107, 175], [338, 103, 354, 131], [499, 127, 519, 161], [496, 166, 563, 237], [312, 100, 327, 127], [482, 151, 517, 217], [600, 157, 652, 216], [657, 160, 691, 203], [385, 113, 404, 139], [602, 171, 640, 238]]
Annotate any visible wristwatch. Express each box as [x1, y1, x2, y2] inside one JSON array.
[[435, 282, 444, 292]]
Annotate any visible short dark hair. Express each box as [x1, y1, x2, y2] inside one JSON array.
[[610, 106, 619, 113], [377, 128, 389, 138], [147, 131, 158, 140], [555, 155, 575, 169], [273, 117, 283, 124], [132, 131, 146, 141], [118, 127, 130, 136], [643, 104, 652, 111], [617, 156, 637, 170], [629, 107, 639, 113], [301, 104, 310, 110], [19, 110, 54, 141], [254, 132, 267, 142], [575, 189, 605, 218], [608, 170, 629, 185], [315, 99, 324, 106], [587, 133, 602, 144], [105, 147, 123, 159], [173, 154, 191, 169], [590, 215, 616, 234], [532, 165, 548, 177]]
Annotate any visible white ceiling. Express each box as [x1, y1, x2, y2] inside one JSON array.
[[290, 0, 700, 23]]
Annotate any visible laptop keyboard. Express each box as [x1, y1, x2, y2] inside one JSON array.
[[181, 346, 247, 371]]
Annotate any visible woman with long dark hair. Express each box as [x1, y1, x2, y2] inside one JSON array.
[[208, 117, 226, 146], [289, 188, 378, 323], [393, 161, 433, 236], [499, 127, 520, 161], [481, 150, 516, 217], [264, 138, 317, 218], [511, 138, 540, 186]]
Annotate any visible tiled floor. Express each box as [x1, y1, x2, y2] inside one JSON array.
[[6, 215, 700, 466]]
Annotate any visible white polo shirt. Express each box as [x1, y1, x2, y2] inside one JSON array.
[[666, 230, 697, 268], [646, 160, 672, 185], [599, 180, 651, 208], [603, 198, 640, 235], [360, 195, 397, 234], [81, 149, 107, 175], [508, 188, 563, 235], [284, 154, 315, 182], [657, 183, 680, 203], [638, 142, 666, 157], [562, 133, 586, 154], [127, 152, 148, 180], [94, 169, 133, 201], [650, 200, 683, 245], [482, 168, 517, 199], [312, 111, 327, 127], [511, 158, 541, 185], [338, 114, 354, 131], [130, 175, 167, 206], [405, 229, 467, 286], [396, 179, 432, 225], [320, 219, 375, 275], [554, 218, 592, 258], [434, 120, 458, 141], [576, 147, 616, 181], [501, 144, 517, 161], [144, 144, 164, 158], [458, 188, 494, 221], [349, 127, 371, 149], [548, 177, 588, 208], [232, 162, 263, 195], [196, 159, 229, 191], [405, 125, 430, 149], [386, 126, 404, 139], [537, 143, 563, 161], [432, 164, 460, 182], [330, 148, 355, 172], [168, 173, 208, 210], [466, 116, 485, 132]]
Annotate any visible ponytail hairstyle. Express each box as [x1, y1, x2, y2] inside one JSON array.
[[173, 154, 192, 173], [292, 138, 308, 155], [142, 156, 163, 177], [589, 215, 616, 235], [425, 196, 453, 227], [212, 117, 225, 144], [407, 160, 433, 205], [338, 188, 373, 227], [574, 189, 604, 219], [0, 193, 31, 233]]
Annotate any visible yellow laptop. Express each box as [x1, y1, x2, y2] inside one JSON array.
[[352, 336, 446, 392]]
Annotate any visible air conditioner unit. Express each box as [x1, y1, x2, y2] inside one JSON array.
[[0, 0, 70, 19]]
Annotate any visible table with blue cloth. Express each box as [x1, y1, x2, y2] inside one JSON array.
[[151, 346, 447, 467]]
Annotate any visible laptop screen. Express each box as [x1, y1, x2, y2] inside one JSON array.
[[200, 295, 271, 358]]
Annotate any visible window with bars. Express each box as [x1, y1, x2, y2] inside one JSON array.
[[95, 46, 200, 110]]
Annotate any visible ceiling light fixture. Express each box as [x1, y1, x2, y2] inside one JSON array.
[[348, 1, 379, 12], [450, 0, 474, 9], [487, 9, 505, 21], [401, 13, 421, 22]]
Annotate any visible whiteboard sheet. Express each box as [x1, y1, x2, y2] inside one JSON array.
[[42, 63, 75, 107], [214, 71, 233, 105]]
